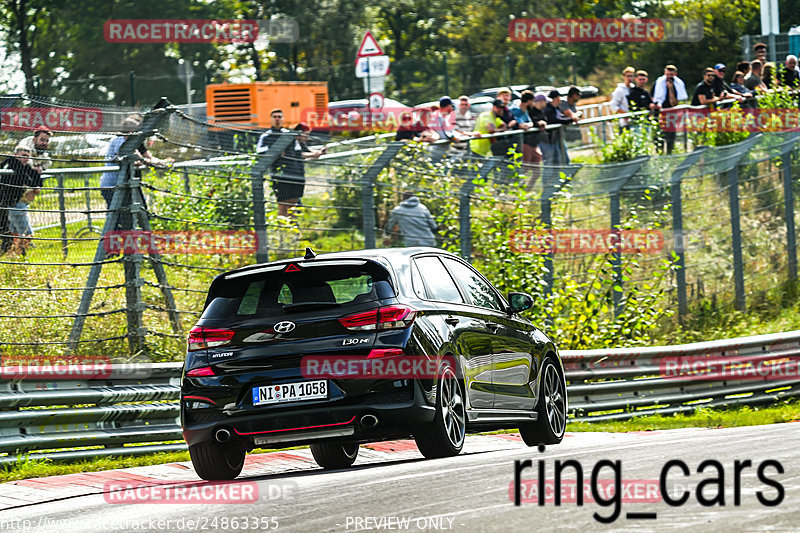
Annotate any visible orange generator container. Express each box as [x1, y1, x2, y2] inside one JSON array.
[[206, 81, 328, 130]]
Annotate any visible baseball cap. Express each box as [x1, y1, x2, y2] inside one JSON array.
[[533, 92, 548, 102], [492, 98, 506, 108], [714, 63, 726, 70], [497, 88, 512, 95], [548, 89, 561, 99], [439, 96, 454, 108], [35, 125, 51, 134], [294, 122, 310, 131]]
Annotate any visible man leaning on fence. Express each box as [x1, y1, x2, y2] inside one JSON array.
[[12, 125, 52, 248], [0, 146, 42, 255]]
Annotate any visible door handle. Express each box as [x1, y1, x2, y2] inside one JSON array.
[[445, 317, 459, 326]]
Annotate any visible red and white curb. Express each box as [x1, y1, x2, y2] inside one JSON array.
[[0, 433, 536, 510]]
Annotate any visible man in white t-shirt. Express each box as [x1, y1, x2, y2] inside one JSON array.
[[610, 66, 635, 130]]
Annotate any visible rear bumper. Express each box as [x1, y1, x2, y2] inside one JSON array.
[[182, 379, 435, 448]]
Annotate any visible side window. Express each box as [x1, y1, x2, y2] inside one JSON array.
[[414, 256, 464, 303], [442, 258, 504, 311], [410, 260, 429, 299]]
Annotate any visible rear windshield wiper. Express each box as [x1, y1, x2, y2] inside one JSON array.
[[281, 302, 342, 312]]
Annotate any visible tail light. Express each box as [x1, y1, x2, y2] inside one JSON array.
[[186, 367, 215, 377], [187, 326, 235, 351], [339, 305, 416, 331], [367, 348, 405, 359]]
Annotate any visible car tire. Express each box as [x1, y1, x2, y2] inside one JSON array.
[[310, 442, 360, 469], [414, 364, 466, 459], [188, 441, 246, 480], [520, 357, 567, 446]]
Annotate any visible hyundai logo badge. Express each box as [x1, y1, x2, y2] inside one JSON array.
[[274, 321, 296, 334]]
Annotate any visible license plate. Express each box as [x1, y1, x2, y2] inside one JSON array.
[[252, 380, 328, 406]]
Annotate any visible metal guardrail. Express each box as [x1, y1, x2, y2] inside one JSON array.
[[1, 331, 798, 464]]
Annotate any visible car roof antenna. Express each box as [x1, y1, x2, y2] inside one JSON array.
[[304, 247, 317, 260]]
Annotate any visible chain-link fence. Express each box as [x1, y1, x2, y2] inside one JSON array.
[[1, 94, 799, 359]]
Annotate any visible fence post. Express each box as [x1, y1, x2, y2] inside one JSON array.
[[540, 163, 582, 296], [361, 142, 405, 250], [84, 174, 94, 230], [728, 164, 746, 311], [250, 133, 295, 263], [460, 157, 501, 262], [783, 150, 798, 282], [605, 156, 650, 316], [123, 168, 146, 352], [57, 174, 68, 258], [670, 147, 707, 317], [68, 104, 175, 352]]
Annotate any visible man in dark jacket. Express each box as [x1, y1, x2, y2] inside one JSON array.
[[541, 90, 574, 165], [0, 147, 42, 254]]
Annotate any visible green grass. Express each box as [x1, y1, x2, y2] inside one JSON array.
[[3, 403, 797, 483]]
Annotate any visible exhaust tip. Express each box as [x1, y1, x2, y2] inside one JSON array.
[[360, 414, 379, 428], [215, 428, 232, 443]]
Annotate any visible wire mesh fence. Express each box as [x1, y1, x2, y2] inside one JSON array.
[[1, 94, 799, 359]]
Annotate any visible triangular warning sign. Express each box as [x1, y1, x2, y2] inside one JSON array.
[[356, 31, 383, 58], [284, 264, 301, 272]]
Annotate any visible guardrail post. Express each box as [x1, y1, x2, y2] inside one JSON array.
[[57, 174, 68, 259], [460, 157, 501, 262], [361, 142, 405, 249], [606, 156, 650, 316], [251, 133, 294, 263], [670, 148, 707, 317], [782, 150, 798, 283]]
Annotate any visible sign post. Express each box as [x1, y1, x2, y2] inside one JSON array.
[[356, 31, 386, 128]]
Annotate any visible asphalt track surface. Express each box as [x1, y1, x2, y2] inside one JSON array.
[[2, 424, 798, 533]]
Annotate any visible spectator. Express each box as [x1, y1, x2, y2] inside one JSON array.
[[384, 191, 437, 247], [653, 65, 688, 154], [101, 114, 170, 211], [628, 70, 659, 113], [610, 66, 635, 130], [496, 88, 520, 136], [395, 112, 424, 142], [731, 71, 754, 97], [426, 96, 476, 161], [691, 68, 723, 107], [272, 123, 325, 217], [452, 95, 477, 152], [753, 42, 767, 63], [736, 61, 751, 77], [14, 125, 52, 244], [778, 55, 800, 88], [712, 63, 745, 102], [763, 62, 775, 89], [744, 60, 768, 93], [559, 87, 583, 120], [0, 146, 42, 255], [470, 99, 509, 158], [512, 91, 542, 165], [541, 90, 574, 165]]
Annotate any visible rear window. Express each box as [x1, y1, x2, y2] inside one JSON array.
[[201, 262, 394, 319]]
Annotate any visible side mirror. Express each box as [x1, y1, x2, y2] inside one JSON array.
[[508, 292, 534, 314]]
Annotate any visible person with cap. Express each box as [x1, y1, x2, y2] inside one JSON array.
[[541, 90, 575, 165], [11, 125, 52, 244], [711, 63, 745, 103], [268, 122, 326, 218], [470, 98, 509, 158], [383, 191, 437, 247], [424, 96, 479, 162], [0, 146, 42, 255]]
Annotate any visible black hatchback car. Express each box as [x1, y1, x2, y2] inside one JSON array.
[[181, 248, 567, 480]]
